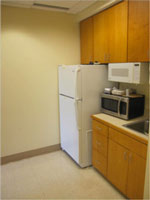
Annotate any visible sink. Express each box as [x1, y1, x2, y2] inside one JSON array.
[[123, 119, 149, 136]]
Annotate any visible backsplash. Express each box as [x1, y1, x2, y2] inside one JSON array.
[[120, 82, 149, 115]]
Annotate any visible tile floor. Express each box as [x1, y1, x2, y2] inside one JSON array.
[[1, 150, 126, 199]]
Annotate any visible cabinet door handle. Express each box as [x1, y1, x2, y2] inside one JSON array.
[[96, 141, 101, 146], [108, 54, 110, 62], [124, 152, 127, 160], [96, 127, 102, 131], [129, 153, 132, 163], [106, 54, 109, 62], [104, 54, 106, 61]]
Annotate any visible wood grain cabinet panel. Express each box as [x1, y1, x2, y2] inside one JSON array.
[[80, 0, 149, 64], [108, 139, 147, 199], [92, 120, 108, 137], [108, 0, 128, 63], [92, 118, 147, 199], [92, 149, 107, 177], [94, 1, 128, 63], [126, 152, 146, 199], [128, 0, 149, 62], [92, 132, 108, 157], [107, 139, 129, 195], [93, 10, 109, 63], [92, 120, 108, 176], [80, 17, 93, 64], [109, 128, 147, 159]]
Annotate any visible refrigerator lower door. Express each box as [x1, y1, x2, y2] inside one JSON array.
[[59, 95, 81, 164]]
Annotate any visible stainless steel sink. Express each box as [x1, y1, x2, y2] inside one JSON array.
[[123, 119, 149, 136]]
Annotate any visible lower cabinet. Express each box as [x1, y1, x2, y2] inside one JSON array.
[[107, 140, 129, 195], [126, 152, 146, 199], [92, 119, 147, 199], [92, 120, 108, 177], [107, 140, 146, 199]]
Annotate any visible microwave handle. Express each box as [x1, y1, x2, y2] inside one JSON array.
[[118, 99, 121, 115]]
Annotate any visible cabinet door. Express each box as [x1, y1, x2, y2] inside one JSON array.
[[94, 10, 109, 63], [107, 140, 129, 195], [94, 1, 128, 63], [80, 17, 93, 64], [126, 152, 146, 199], [128, 0, 149, 62], [108, 0, 128, 63]]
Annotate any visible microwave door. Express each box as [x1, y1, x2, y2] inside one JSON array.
[[102, 97, 119, 115], [108, 63, 133, 83]]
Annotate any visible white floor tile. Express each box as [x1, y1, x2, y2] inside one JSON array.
[[1, 150, 126, 199]]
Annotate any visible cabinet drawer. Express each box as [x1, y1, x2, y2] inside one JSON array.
[[109, 128, 147, 159], [92, 120, 108, 137], [92, 149, 107, 177], [93, 133, 108, 157]]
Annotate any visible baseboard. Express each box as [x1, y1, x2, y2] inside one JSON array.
[[1, 144, 61, 165]]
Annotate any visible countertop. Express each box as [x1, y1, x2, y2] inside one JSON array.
[[92, 113, 149, 145]]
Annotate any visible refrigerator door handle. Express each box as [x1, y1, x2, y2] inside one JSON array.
[[74, 99, 81, 131], [75, 67, 80, 100]]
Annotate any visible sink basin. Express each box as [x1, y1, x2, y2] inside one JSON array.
[[123, 119, 149, 136]]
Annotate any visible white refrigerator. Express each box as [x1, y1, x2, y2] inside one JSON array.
[[58, 65, 113, 168]]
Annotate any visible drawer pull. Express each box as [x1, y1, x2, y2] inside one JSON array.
[[96, 141, 102, 146], [96, 127, 102, 131], [96, 160, 101, 165]]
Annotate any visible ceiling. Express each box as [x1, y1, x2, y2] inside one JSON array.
[[1, 0, 98, 14]]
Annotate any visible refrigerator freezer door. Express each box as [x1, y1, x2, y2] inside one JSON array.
[[59, 95, 81, 164], [58, 65, 81, 99]]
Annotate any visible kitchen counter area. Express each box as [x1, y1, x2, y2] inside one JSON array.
[[92, 113, 149, 145], [91, 113, 149, 199]]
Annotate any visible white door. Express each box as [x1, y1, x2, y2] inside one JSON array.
[[59, 95, 81, 164], [58, 65, 81, 99]]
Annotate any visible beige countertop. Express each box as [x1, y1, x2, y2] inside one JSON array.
[[92, 113, 149, 144]]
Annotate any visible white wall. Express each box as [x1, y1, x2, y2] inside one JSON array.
[[1, 6, 80, 157]]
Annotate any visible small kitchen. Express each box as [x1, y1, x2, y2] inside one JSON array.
[[1, 0, 150, 199]]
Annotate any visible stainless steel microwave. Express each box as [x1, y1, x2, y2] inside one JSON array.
[[101, 94, 145, 120]]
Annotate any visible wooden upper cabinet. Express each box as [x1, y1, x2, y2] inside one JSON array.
[[93, 10, 109, 63], [80, 0, 149, 63], [80, 17, 93, 64], [94, 1, 128, 63], [108, 0, 128, 63], [128, 0, 149, 62]]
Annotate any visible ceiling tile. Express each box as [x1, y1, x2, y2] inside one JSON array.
[[2, 0, 98, 14]]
